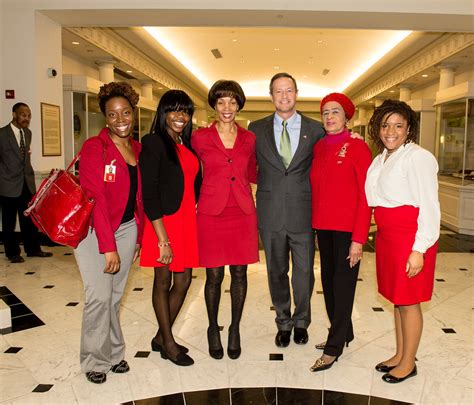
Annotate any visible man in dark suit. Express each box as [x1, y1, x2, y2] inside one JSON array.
[[248, 73, 324, 347], [0, 102, 52, 263]]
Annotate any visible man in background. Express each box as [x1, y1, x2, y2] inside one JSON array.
[[0, 102, 52, 263]]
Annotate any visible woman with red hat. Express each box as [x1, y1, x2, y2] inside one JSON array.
[[309, 92, 372, 372]]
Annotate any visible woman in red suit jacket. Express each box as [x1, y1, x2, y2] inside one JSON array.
[[75, 82, 144, 384], [192, 80, 258, 360]]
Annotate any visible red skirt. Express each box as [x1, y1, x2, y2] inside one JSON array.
[[374, 206, 438, 305], [139, 145, 199, 272], [197, 191, 259, 267]]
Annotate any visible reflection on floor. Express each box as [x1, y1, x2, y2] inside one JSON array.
[[0, 231, 472, 404]]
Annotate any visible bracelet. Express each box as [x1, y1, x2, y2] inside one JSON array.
[[158, 240, 171, 248]]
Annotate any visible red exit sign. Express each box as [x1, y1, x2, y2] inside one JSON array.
[[5, 90, 15, 99]]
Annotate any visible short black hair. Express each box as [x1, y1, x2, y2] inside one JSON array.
[[98, 82, 139, 114], [367, 99, 419, 153], [269, 72, 298, 94], [12, 102, 29, 113], [208, 80, 246, 110]]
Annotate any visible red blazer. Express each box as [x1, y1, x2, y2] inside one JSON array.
[[310, 129, 372, 244], [191, 123, 257, 216], [79, 128, 144, 253]]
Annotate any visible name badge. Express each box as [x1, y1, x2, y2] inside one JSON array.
[[104, 159, 116, 182]]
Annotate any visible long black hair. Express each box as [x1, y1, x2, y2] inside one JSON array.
[[149, 90, 195, 164]]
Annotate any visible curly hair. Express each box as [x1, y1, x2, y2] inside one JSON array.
[[367, 99, 419, 153], [98, 82, 140, 114], [208, 80, 246, 110]]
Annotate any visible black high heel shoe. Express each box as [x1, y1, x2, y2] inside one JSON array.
[[151, 337, 189, 354], [227, 326, 241, 360], [207, 327, 224, 359], [309, 355, 339, 372]]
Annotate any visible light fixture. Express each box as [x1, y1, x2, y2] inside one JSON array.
[[390, 90, 395, 93], [422, 74, 428, 77], [158, 87, 163, 89], [317, 39, 323, 44], [273, 66, 279, 69], [274, 47, 280, 51], [126, 70, 133, 73], [72, 41, 80, 45], [232, 39, 237, 42]]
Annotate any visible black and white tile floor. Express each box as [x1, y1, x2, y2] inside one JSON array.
[[0, 230, 472, 404]]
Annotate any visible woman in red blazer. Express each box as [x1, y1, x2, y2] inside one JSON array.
[[75, 82, 144, 384], [192, 80, 258, 360]]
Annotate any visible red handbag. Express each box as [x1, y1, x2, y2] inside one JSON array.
[[24, 154, 95, 248]]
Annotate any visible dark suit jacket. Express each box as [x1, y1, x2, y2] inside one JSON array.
[[248, 112, 324, 233], [191, 123, 257, 216], [139, 133, 202, 221], [0, 124, 36, 198]]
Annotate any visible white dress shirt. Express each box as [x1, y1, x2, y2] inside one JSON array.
[[365, 142, 440, 253], [10, 123, 22, 147]]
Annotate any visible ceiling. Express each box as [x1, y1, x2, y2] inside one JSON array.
[[62, 27, 473, 108]]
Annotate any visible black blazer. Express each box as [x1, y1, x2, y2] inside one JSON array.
[[139, 133, 202, 221]]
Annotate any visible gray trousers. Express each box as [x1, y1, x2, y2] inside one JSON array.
[[74, 219, 137, 373], [260, 229, 315, 330]]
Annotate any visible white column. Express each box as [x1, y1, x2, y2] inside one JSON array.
[[141, 82, 153, 99], [399, 85, 412, 102], [439, 66, 455, 90], [358, 107, 368, 122], [374, 99, 384, 108], [98, 62, 115, 83]]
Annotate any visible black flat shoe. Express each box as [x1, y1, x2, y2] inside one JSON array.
[[309, 356, 339, 372], [227, 326, 241, 360], [382, 366, 417, 383], [110, 359, 129, 373], [207, 327, 224, 359], [8, 255, 24, 263], [151, 338, 189, 354], [160, 348, 194, 366], [375, 362, 397, 373], [275, 330, 291, 347], [293, 328, 308, 345], [86, 371, 107, 384], [26, 250, 52, 258]]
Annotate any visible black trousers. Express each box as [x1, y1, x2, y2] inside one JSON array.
[[316, 229, 360, 356], [1, 182, 41, 258]]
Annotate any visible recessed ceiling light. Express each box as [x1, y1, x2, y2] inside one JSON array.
[[390, 90, 395, 93], [317, 40, 323, 44], [232, 39, 237, 42], [158, 87, 163, 89], [273, 66, 280, 69], [422, 74, 428, 77], [72, 41, 80, 45], [274, 47, 280, 51], [126, 70, 133, 73]]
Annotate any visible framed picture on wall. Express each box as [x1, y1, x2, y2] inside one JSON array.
[[40, 102, 61, 156]]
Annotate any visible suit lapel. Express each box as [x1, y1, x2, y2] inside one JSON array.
[[288, 114, 312, 170], [6, 125, 22, 162], [209, 124, 231, 157], [262, 114, 284, 167]]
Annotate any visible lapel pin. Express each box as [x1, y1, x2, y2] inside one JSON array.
[[303, 135, 307, 139]]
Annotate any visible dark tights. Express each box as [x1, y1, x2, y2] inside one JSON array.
[[152, 266, 192, 359], [205, 265, 247, 350]]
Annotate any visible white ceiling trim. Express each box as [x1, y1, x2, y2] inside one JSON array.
[[351, 33, 474, 105]]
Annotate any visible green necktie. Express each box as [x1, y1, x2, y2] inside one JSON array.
[[280, 120, 292, 168]]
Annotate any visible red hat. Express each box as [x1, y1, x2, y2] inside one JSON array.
[[320, 92, 355, 120]]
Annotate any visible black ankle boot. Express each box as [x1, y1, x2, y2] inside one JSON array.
[[207, 327, 224, 359], [227, 326, 241, 359]]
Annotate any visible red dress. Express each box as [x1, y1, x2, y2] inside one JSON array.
[[140, 145, 199, 272], [374, 205, 438, 305]]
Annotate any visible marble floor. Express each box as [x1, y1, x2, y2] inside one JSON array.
[[0, 232, 473, 404]]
